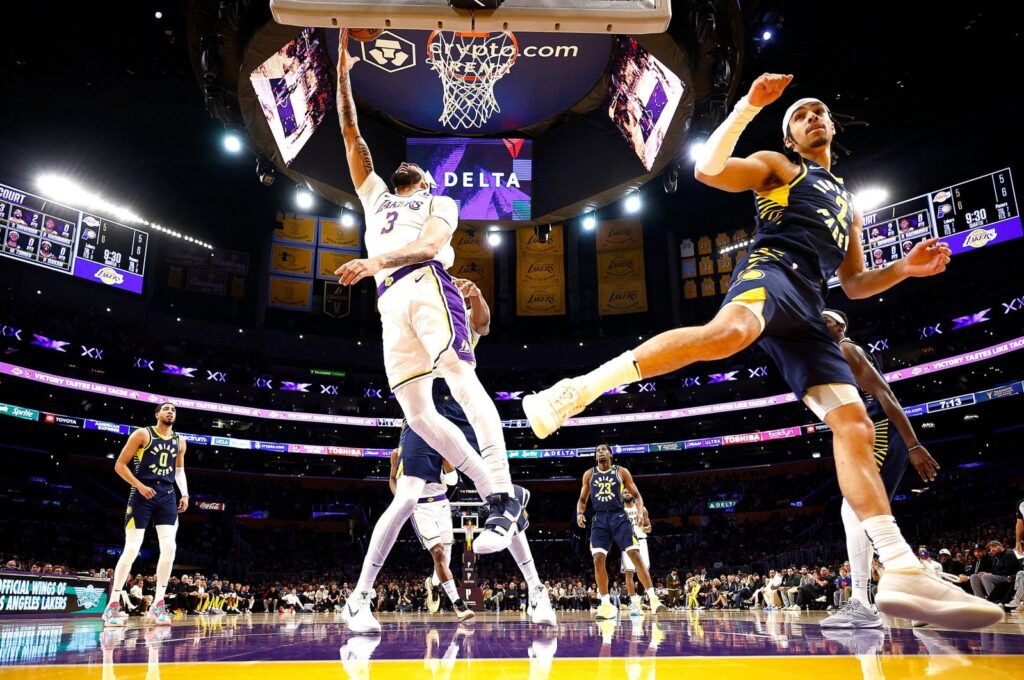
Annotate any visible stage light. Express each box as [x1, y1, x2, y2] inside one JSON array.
[[256, 158, 276, 186], [688, 136, 708, 163], [295, 186, 314, 210], [341, 210, 355, 227], [582, 212, 597, 231], [222, 132, 243, 153], [487, 232, 502, 247], [155, 11, 163, 20], [762, 30, 773, 41], [624, 191, 641, 213], [853, 187, 889, 212]]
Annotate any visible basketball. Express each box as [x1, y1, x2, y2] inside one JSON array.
[[348, 28, 383, 43]]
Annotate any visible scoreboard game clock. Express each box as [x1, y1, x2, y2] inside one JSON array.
[[829, 168, 1020, 287], [0, 182, 148, 294]]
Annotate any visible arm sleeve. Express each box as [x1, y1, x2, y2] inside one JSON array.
[[428, 196, 458, 232], [1017, 499, 1024, 520], [356, 173, 388, 209], [175, 466, 189, 496]]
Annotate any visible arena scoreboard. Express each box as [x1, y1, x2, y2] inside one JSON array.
[[0, 182, 147, 293], [829, 168, 1019, 287]]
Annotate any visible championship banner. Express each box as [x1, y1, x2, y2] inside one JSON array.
[[596, 219, 647, 315], [0, 572, 109, 618], [516, 226, 565, 316], [318, 250, 357, 280], [273, 213, 317, 244], [451, 229, 494, 309], [267, 276, 313, 311], [270, 244, 315, 278], [319, 218, 361, 251]]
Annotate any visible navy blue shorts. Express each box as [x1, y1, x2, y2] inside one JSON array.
[[873, 420, 909, 500], [722, 259, 856, 398], [125, 483, 178, 529], [590, 510, 639, 555], [399, 399, 477, 483]]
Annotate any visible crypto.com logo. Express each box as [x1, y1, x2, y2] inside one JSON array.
[[360, 32, 416, 73]]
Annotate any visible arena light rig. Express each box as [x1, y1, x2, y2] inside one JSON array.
[[35, 174, 214, 249]]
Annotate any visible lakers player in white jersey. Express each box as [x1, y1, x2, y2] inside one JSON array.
[[620, 490, 652, 617], [333, 30, 523, 632]]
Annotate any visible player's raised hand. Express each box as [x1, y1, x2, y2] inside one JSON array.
[[338, 29, 360, 74], [900, 237, 951, 277], [747, 73, 794, 107], [336, 256, 382, 286]]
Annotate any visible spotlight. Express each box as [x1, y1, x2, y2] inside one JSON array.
[[853, 187, 890, 212], [582, 212, 597, 231], [155, 11, 163, 20], [534, 223, 551, 244], [762, 30, 773, 41], [295, 186, 314, 210], [624, 191, 641, 214], [486, 227, 502, 247], [688, 132, 709, 163], [256, 158, 276, 186], [222, 132, 243, 153], [341, 210, 355, 227]]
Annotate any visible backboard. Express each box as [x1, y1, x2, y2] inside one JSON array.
[[270, 0, 671, 35]]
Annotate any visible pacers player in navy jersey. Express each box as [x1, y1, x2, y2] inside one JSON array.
[[101, 403, 189, 626], [577, 445, 665, 620], [820, 308, 941, 628], [528, 73, 1002, 629]]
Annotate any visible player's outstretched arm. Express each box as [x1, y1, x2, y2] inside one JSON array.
[[115, 428, 155, 499], [838, 342, 938, 482], [336, 215, 452, 285], [694, 73, 796, 193], [839, 212, 951, 299], [337, 29, 374, 190]]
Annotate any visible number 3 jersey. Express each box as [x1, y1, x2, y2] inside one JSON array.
[[356, 172, 459, 287], [133, 427, 179, 486], [749, 160, 855, 286]]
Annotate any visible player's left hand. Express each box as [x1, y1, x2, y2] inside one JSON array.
[[336, 257, 382, 285], [454, 278, 480, 299], [909, 445, 940, 483], [178, 496, 189, 513], [900, 237, 951, 277]]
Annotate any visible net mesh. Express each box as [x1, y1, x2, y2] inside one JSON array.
[[427, 31, 518, 130]]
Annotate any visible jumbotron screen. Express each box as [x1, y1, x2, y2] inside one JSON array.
[[0, 182, 147, 294], [827, 168, 1020, 287], [407, 137, 532, 221], [606, 37, 685, 171], [249, 27, 333, 166]]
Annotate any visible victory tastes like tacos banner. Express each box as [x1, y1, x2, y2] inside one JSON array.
[[516, 226, 566, 316], [596, 218, 647, 315]]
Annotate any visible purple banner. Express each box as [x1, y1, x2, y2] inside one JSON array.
[[942, 217, 1022, 255], [71, 257, 144, 294]]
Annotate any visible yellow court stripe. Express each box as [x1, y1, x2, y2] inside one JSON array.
[[6, 656, 1024, 680]]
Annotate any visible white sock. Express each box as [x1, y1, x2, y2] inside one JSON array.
[[509, 533, 541, 590], [430, 571, 441, 588], [441, 579, 461, 604], [861, 515, 919, 570], [440, 361, 513, 494], [112, 590, 125, 606], [579, 351, 642, 405], [601, 594, 610, 605], [355, 476, 423, 593], [155, 585, 166, 603], [631, 595, 641, 607], [841, 499, 873, 604]]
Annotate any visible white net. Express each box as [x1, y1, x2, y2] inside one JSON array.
[[427, 31, 518, 130]]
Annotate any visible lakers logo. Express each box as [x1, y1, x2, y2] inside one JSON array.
[[736, 269, 765, 281], [963, 229, 996, 249]]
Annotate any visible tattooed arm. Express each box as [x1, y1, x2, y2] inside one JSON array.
[[337, 30, 374, 190], [335, 217, 452, 286]]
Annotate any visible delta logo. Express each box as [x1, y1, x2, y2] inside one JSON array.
[[605, 257, 637, 278], [94, 267, 124, 286], [524, 261, 556, 281], [963, 228, 997, 249]]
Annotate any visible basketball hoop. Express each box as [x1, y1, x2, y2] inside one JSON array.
[[426, 30, 519, 130]]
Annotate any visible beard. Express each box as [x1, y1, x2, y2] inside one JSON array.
[[391, 167, 422, 190]]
